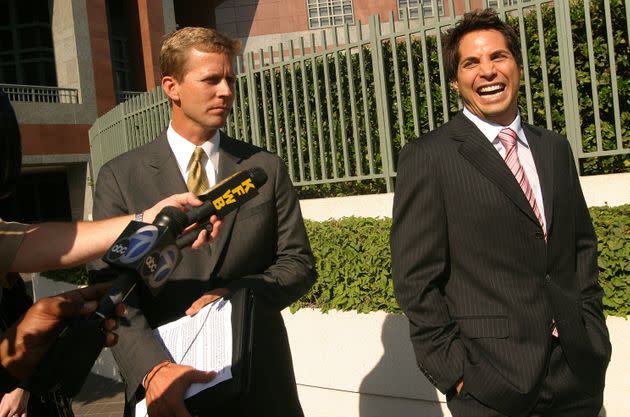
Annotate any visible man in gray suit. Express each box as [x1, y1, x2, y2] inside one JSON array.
[[391, 9, 610, 417], [90, 27, 316, 417]]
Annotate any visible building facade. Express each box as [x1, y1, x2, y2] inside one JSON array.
[[1, 0, 512, 223]]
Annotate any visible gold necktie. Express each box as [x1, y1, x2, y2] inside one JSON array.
[[187, 147, 209, 195]]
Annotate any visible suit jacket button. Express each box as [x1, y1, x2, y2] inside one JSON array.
[[545, 274, 551, 282], [535, 232, 544, 239]]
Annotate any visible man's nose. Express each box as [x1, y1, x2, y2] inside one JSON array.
[[479, 59, 496, 78], [217, 79, 234, 97]]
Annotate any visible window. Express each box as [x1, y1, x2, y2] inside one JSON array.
[[398, 0, 444, 19], [487, 0, 531, 8], [307, 0, 354, 29], [0, 0, 56, 86]]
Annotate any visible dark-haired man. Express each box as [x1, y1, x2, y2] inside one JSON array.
[[391, 9, 610, 417]]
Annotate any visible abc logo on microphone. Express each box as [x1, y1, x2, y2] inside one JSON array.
[[141, 244, 181, 289]]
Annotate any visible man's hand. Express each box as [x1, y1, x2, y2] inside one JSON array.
[[142, 192, 222, 249], [0, 283, 126, 380], [145, 362, 216, 417], [185, 288, 230, 317], [0, 388, 29, 417]]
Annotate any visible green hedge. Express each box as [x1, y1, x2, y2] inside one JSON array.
[[295, 205, 630, 317], [43, 205, 630, 317]]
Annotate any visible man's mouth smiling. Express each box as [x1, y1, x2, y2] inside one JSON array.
[[477, 84, 505, 96]]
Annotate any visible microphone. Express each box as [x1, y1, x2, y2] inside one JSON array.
[[26, 167, 268, 396]]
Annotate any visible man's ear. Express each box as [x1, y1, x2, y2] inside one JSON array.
[[451, 80, 459, 93], [162, 76, 180, 102]]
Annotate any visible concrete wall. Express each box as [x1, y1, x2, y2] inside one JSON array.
[[282, 309, 629, 417], [300, 172, 630, 221]]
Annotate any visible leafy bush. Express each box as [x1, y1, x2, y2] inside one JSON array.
[[293, 206, 630, 317], [42, 206, 629, 317], [591, 204, 630, 316]]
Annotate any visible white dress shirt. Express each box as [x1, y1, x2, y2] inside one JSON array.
[[462, 108, 547, 232], [166, 123, 220, 188]]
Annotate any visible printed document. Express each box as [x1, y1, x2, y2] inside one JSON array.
[[135, 298, 233, 416]]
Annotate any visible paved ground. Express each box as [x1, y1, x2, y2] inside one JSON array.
[[72, 373, 125, 417]]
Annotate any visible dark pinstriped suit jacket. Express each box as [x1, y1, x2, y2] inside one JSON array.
[[90, 131, 316, 417], [391, 112, 611, 417]]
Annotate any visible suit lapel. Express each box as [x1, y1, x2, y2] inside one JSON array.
[[452, 113, 540, 225], [207, 133, 243, 274], [145, 131, 189, 197], [524, 124, 554, 233]]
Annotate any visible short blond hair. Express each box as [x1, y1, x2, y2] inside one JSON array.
[[160, 27, 241, 80]]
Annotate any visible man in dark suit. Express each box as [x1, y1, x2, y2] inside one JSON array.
[[90, 27, 316, 417], [391, 9, 610, 417]]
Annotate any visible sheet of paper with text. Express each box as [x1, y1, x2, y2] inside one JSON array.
[[135, 298, 233, 416]]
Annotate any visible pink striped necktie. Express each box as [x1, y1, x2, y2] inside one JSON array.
[[497, 128, 546, 240], [498, 128, 558, 337]]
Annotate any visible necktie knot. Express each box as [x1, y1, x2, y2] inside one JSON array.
[[498, 127, 517, 151], [187, 147, 209, 195], [192, 147, 205, 163]]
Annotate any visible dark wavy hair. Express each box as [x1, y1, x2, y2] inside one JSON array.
[[443, 8, 522, 82], [0, 91, 21, 200]]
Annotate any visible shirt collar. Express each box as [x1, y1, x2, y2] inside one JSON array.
[[462, 107, 529, 148], [166, 123, 220, 172]]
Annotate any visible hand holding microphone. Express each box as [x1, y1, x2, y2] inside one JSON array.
[[26, 168, 268, 396]]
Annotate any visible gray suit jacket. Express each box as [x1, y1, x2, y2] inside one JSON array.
[[90, 131, 316, 416], [391, 112, 611, 417]]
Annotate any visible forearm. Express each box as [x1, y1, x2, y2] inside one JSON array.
[[10, 215, 135, 273]]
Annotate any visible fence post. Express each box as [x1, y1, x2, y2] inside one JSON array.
[[246, 52, 261, 147], [369, 15, 395, 192], [554, 0, 581, 169]]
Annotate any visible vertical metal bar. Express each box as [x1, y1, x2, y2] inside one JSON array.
[[259, 49, 272, 150], [516, 8, 534, 124], [344, 23, 363, 177], [246, 52, 261, 147], [421, 26, 435, 131], [279, 43, 296, 180], [554, 0, 581, 163], [332, 29, 350, 178], [237, 57, 249, 143], [287, 41, 305, 182], [310, 33, 327, 180], [389, 12, 407, 148], [535, 2, 553, 130], [299, 37, 316, 181], [603, 0, 623, 149], [370, 14, 394, 191], [357, 26, 376, 175], [583, 0, 604, 151], [269, 46, 283, 157], [404, 12, 421, 138], [322, 31, 339, 179]]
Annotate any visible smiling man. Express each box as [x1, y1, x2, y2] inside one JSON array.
[[391, 9, 610, 417], [89, 28, 315, 417]]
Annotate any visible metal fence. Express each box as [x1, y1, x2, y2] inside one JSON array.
[[89, 0, 630, 191], [1, 83, 79, 104]]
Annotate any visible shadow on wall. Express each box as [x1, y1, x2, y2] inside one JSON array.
[[359, 315, 445, 417]]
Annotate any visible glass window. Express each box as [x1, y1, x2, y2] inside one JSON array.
[[398, 0, 444, 19], [307, 0, 354, 29]]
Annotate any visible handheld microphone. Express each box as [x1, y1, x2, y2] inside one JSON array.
[[25, 167, 267, 396]]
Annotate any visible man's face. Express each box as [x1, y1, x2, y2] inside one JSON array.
[[164, 49, 235, 141], [452, 29, 521, 126]]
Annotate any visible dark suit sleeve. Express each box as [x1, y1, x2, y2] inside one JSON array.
[[568, 143, 611, 359], [390, 141, 466, 394], [225, 156, 316, 309], [88, 163, 171, 398]]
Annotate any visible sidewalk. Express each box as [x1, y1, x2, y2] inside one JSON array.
[[72, 373, 125, 417]]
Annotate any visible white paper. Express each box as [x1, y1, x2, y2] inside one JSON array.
[[135, 298, 233, 417]]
